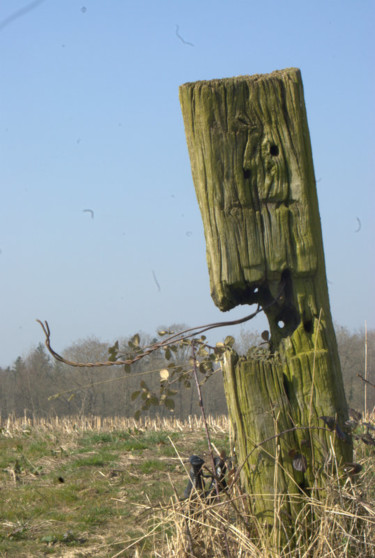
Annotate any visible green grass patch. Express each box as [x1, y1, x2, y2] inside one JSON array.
[[138, 459, 170, 475], [157, 443, 178, 457], [0, 416, 233, 557], [73, 451, 116, 467]]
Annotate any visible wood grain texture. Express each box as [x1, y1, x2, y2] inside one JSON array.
[[180, 68, 319, 310], [180, 69, 352, 533]]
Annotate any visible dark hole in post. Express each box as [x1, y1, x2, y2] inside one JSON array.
[[270, 144, 279, 156], [303, 320, 313, 333], [243, 168, 251, 179], [282, 373, 291, 401]]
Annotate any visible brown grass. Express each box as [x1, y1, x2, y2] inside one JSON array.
[[155, 414, 375, 557], [0, 413, 374, 557], [0, 413, 228, 435]]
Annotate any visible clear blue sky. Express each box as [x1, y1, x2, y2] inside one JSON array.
[[0, 0, 374, 367]]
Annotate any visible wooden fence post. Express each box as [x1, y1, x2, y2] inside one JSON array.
[[179, 68, 352, 534]]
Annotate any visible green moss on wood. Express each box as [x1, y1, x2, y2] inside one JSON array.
[[180, 68, 352, 534]]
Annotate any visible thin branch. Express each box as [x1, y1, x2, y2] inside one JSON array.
[[191, 341, 232, 558], [358, 374, 375, 389], [36, 304, 264, 368]]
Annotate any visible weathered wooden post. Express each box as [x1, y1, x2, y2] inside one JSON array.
[[179, 68, 352, 536]]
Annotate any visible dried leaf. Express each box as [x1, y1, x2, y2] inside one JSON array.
[[160, 369, 169, 381], [131, 333, 140, 346], [343, 463, 363, 475]]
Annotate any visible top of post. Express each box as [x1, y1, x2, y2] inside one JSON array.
[[180, 67, 301, 90]]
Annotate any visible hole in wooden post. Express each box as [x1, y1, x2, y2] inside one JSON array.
[[303, 319, 313, 333], [282, 373, 291, 401], [270, 144, 279, 156], [243, 168, 251, 179]]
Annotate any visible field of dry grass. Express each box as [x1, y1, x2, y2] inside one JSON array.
[[0, 414, 374, 557]]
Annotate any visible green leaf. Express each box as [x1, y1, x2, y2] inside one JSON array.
[[131, 390, 140, 401], [131, 333, 140, 346], [199, 361, 212, 374], [164, 398, 175, 410], [164, 347, 172, 360], [108, 340, 119, 361], [224, 335, 235, 347], [198, 346, 208, 357], [149, 395, 159, 406]]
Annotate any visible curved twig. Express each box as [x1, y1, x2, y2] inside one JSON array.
[[36, 304, 264, 369]]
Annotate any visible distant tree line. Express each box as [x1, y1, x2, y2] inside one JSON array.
[[0, 324, 373, 419]]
